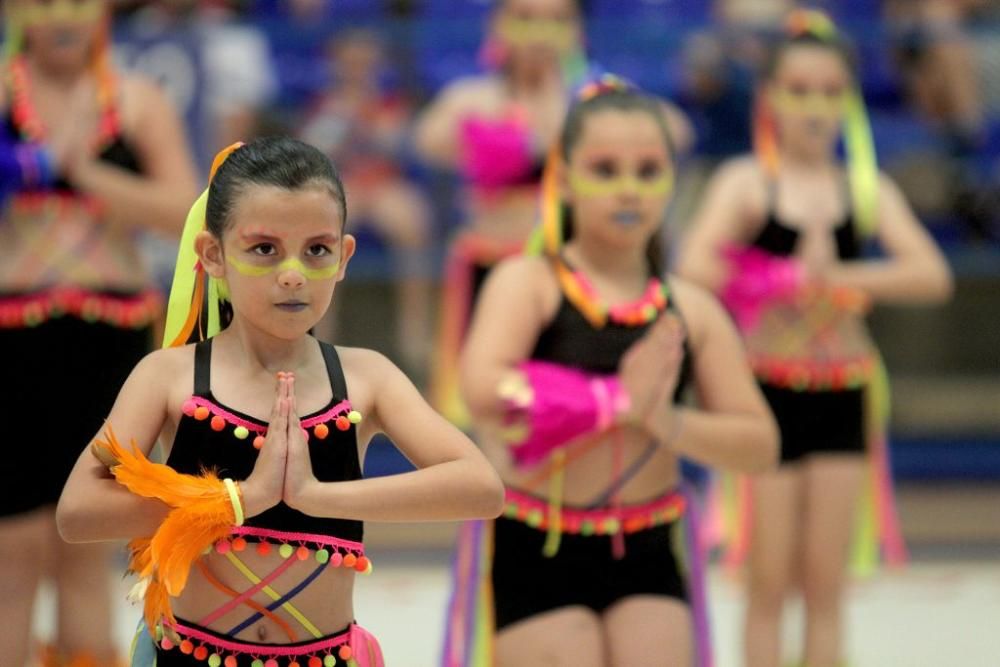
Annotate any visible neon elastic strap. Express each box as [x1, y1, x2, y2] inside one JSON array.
[[227, 560, 329, 637], [198, 553, 297, 628], [223, 551, 323, 638], [194, 560, 297, 643], [222, 479, 243, 527]]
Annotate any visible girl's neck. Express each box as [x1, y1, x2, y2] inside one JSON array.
[[779, 142, 836, 171], [506, 61, 561, 96], [564, 237, 649, 283], [217, 320, 316, 375], [25, 51, 89, 87]]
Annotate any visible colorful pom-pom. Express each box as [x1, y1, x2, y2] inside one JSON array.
[[313, 423, 329, 439], [296, 545, 310, 561], [208, 655, 222, 667], [580, 520, 596, 536], [194, 406, 210, 421], [315, 548, 329, 564], [225, 656, 238, 667], [309, 657, 323, 667], [215, 539, 231, 554], [525, 509, 543, 528], [288, 661, 300, 667], [364, 559, 374, 575], [251, 660, 264, 667], [335, 416, 350, 431], [355, 555, 369, 572], [160, 638, 175, 651], [324, 656, 336, 667], [330, 552, 344, 567], [182, 399, 197, 416], [180, 640, 194, 655], [343, 553, 357, 568], [347, 410, 362, 424], [232, 537, 247, 552], [234, 426, 250, 440], [279, 543, 294, 559], [257, 541, 272, 556], [338, 645, 353, 660], [253, 435, 265, 449], [264, 660, 278, 667], [211, 416, 226, 431], [194, 646, 209, 660]]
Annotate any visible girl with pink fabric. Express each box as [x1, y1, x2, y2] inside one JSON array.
[[444, 77, 777, 667]]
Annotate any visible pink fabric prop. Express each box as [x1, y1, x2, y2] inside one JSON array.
[[503, 361, 629, 469], [720, 245, 803, 332], [460, 115, 534, 189]]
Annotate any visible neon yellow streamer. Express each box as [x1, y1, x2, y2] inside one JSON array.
[[843, 89, 879, 238], [162, 190, 209, 348], [223, 551, 323, 638]]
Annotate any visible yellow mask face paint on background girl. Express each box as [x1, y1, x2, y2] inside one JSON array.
[[770, 87, 846, 118], [497, 17, 577, 52], [17, 0, 103, 25], [568, 170, 674, 198], [226, 256, 342, 281]]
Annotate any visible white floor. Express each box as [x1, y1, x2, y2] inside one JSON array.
[[32, 557, 1000, 667]]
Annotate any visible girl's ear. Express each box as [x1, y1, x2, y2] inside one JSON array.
[[335, 234, 357, 282], [195, 231, 225, 279]]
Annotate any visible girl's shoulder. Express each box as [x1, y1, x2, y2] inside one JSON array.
[[135, 343, 197, 400], [666, 274, 733, 351]]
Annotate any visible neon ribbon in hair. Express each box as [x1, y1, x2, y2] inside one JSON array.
[[162, 142, 243, 348]]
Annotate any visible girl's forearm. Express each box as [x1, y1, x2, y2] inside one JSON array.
[[827, 258, 953, 304], [295, 458, 504, 523], [57, 473, 170, 544], [646, 407, 779, 473], [69, 160, 193, 235]]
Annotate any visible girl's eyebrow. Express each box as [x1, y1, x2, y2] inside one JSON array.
[[306, 233, 340, 244], [238, 230, 284, 243]]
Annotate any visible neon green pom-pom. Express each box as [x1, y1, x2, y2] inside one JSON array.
[[324, 655, 337, 667], [347, 410, 362, 424], [233, 426, 250, 440], [279, 543, 294, 559], [316, 548, 330, 564], [208, 655, 221, 667]]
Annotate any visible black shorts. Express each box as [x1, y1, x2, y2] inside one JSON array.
[[491, 515, 689, 631], [0, 317, 150, 517], [760, 382, 866, 465]]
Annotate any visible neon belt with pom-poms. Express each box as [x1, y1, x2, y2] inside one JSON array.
[[503, 487, 686, 536], [155, 619, 384, 667], [0, 286, 161, 329]]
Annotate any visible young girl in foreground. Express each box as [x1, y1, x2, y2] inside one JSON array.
[[446, 78, 777, 667], [57, 137, 505, 667], [678, 12, 952, 667]]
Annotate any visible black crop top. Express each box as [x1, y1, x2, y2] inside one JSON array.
[[751, 181, 860, 260], [530, 270, 693, 402], [165, 339, 364, 543], [3, 113, 143, 191]]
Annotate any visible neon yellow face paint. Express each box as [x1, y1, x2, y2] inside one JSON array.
[[569, 171, 674, 198], [18, 0, 103, 25], [497, 17, 577, 52], [770, 88, 846, 118], [226, 256, 341, 281]]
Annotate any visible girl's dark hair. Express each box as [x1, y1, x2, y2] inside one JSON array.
[[206, 137, 347, 237], [764, 31, 858, 81], [558, 89, 675, 275]]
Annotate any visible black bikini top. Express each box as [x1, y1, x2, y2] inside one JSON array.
[[530, 261, 693, 402], [751, 180, 860, 260], [165, 339, 364, 544]]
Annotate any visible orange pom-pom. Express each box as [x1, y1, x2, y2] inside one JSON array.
[[338, 645, 353, 660], [296, 545, 310, 561], [194, 646, 208, 660], [313, 423, 329, 439], [335, 416, 350, 431], [232, 537, 247, 551], [180, 640, 194, 655], [210, 416, 226, 432], [308, 657, 323, 667], [194, 406, 210, 421], [354, 556, 369, 572], [253, 435, 265, 449], [225, 656, 238, 667], [343, 553, 357, 568], [257, 541, 272, 556]]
